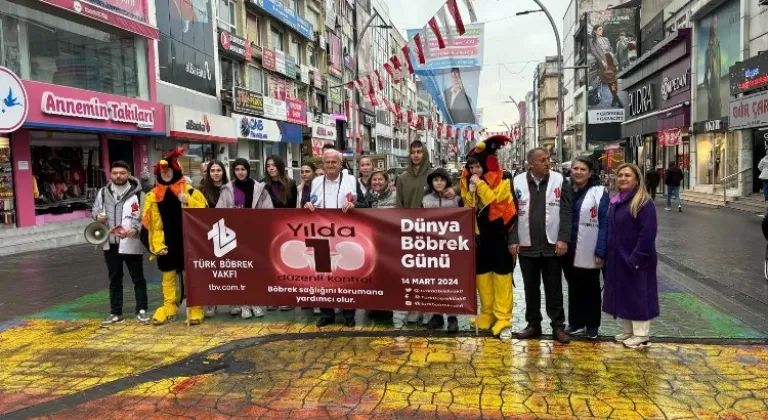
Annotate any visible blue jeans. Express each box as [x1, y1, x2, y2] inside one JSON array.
[[667, 186, 682, 208], [762, 180, 768, 200]]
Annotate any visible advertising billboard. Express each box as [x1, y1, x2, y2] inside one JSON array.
[[695, 0, 740, 121], [585, 9, 639, 125], [156, 0, 216, 95]]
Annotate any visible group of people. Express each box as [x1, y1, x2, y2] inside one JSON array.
[[94, 135, 660, 349]]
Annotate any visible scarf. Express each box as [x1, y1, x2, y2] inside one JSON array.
[[234, 177, 255, 208]]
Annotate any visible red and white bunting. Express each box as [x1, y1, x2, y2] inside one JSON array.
[[413, 33, 426, 64], [374, 70, 385, 91], [421, 26, 432, 60], [383, 62, 395, 79], [428, 17, 446, 49], [436, 7, 455, 47], [446, 0, 465, 36], [401, 45, 415, 74], [462, 0, 478, 22]]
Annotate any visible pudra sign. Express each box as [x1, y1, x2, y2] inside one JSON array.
[[628, 84, 655, 117]]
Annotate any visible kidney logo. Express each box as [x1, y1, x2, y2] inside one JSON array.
[[280, 240, 364, 273]]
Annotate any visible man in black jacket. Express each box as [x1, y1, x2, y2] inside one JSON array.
[[509, 148, 574, 343], [664, 161, 684, 212]]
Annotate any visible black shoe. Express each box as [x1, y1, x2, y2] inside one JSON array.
[[585, 327, 599, 339], [426, 315, 445, 330], [553, 328, 571, 344], [316, 317, 334, 327], [446, 316, 459, 333], [565, 325, 585, 335], [344, 317, 355, 327], [516, 325, 542, 339]]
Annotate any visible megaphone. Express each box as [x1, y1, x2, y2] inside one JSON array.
[[84, 221, 109, 245]]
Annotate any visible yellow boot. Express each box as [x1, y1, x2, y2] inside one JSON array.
[[152, 270, 179, 325], [188, 306, 204, 325], [476, 273, 496, 330], [490, 272, 514, 336]]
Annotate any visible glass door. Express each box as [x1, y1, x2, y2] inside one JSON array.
[[0, 137, 17, 227]]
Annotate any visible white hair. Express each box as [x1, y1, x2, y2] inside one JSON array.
[[322, 148, 342, 160]]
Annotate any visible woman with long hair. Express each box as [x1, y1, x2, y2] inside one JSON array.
[[358, 156, 374, 196], [603, 163, 659, 349], [297, 163, 317, 208], [562, 158, 609, 340], [264, 155, 298, 209], [200, 160, 228, 208], [217, 158, 274, 319]]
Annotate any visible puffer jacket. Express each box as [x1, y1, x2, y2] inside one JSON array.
[[216, 181, 274, 209], [365, 186, 397, 208], [92, 177, 144, 254]]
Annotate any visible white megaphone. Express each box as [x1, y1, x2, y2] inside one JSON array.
[[84, 220, 110, 245]]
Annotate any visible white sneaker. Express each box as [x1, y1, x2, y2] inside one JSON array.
[[252, 306, 265, 317], [393, 320, 404, 329], [665, 207, 671, 211], [101, 314, 124, 327], [204, 306, 217, 318], [498, 327, 513, 339], [623, 336, 650, 348], [614, 333, 632, 342], [406, 312, 422, 324], [136, 310, 150, 324], [230, 306, 241, 316], [241, 306, 253, 319]]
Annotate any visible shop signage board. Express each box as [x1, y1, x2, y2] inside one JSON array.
[[0, 67, 29, 133], [284, 55, 297, 79], [310, 117, 337, 156], [249, 0, 313, 40], [658, 128, 682, 146], [729, 53, 768, 95], [40, 0, 159, 39], [693, 117, 728, 133], [219, 30, 252, 62], [169, 105, 236, 143], [22, 80, 165, 135], [362, 111, 376, 127], [729, 90, 768, 130], [85, 0, 148, 22], [660, 73, 688, 101], [300, 65, 310, 84], [233, 113, 281, 142], [262, 48, 276, 72], [628, 84, 655, 117], [233, 87, 264, 116], [263, 96, 287, 121], [183, 208, 477, 313], [286, 99, 307, 125], [313, 69, 323, 89]]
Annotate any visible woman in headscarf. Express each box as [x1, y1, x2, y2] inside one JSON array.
[[216, 158, 273, 319]]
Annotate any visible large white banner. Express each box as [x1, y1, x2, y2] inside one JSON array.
[[729, 90, 768, 130]]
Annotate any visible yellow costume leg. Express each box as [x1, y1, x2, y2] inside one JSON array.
[[476, 272, 496, 330], [188, 306, 204, 324], [491, 272, 514, 336], [152, 270, 179, 325]]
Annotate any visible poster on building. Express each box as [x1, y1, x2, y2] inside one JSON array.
[[268, 74, 294, 101], [355, 0, 374, 113], [329, 33, 343, 76], [406, 24, 485, 127], [156, 0, 216, 95], [585, 9, 639, 124], [183, 208, 477, 314], [264, 96, 287, 121], [695, 0, 740, 121]]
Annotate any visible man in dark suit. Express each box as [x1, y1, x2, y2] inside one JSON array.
[[443, 68, 476, 124]]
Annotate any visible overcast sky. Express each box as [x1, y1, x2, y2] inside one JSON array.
[[384, 0, 569, 131]]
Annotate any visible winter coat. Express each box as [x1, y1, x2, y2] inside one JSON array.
[[92, 177, 144, 254], [423, 168, 460, 208], [365, 186, 397, 209], [644, 169, 660, 189], [758, 156, 768, 180], [396, 148, 432, 208], [216, 181, 274, 209], [297, 181, 312, 208], [568, 177, 609, 260], [603, 188, 660, 321], [265, 179, 298, 208], [664, 167, 684, 187]]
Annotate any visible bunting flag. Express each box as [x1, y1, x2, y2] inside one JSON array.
[[417, 115, 424, 129], [395, 102, 402, 115], [437, 122, 444, 138], [446, 0, 465, 36], [470, 129, 475, 142], [374, 70, 385, 90], [383, 62, 395, 79], [436, 6, 455, 47], [427, 118, 434, 130], [366, 74, 375, 96], [413, 33, 426, 64], [428, 17, 446, 49], [407, 109, 414, 124], [354, 79, 365, 96], [421, 26, 432, 61], [345, 81, 354, 91], [447, 125, 453, 139], [462, 0, 478, 22], [369, 93, 379, 107], [391, 54, 402, 71], [401, 45, 415, 74]]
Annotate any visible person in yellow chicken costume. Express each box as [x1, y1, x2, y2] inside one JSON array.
[[141, 148, 208, 325], [460, 135, 518, 339]]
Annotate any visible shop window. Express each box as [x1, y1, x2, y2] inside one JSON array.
[[270, 27, 284, 51], [248, 141, 263, 180], [246, 13, 260, 46], [0, 0, 148, 98], [220, 58, 242, 90], [30, 132, 105, 218], [246, 65, 263, 93], [0, 137, 15, 227], [217, 0, 237, 32]]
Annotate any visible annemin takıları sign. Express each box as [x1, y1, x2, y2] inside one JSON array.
[[183, 208, 477, 313]]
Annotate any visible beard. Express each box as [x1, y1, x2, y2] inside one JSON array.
[[113, 178, 128, 185]]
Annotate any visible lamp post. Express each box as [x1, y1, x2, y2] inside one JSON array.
[[503, 95, 524, 168]]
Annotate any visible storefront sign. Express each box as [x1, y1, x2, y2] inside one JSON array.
[[262, 48, 276, 72], [327, 76, 342, 104], [219, 30, 252, 62], [85, 0, 147, 22], [169, 105, 236, 143], [263, 96, 287, 121], [284, 55, 296, 79], [233, 87, 263, 116], [661, 72, 688, 101], [300, 65, 310, 84], [628, 84, 655, 117], [286, 99, 307, 125], [729, 53, 768, 95], [0, 67, 29, 133], [41, 91, 156, 129], [362, 111, 376, 127], [249, 0, 313, 40], [233, 113, 281, 142], [658, 128, 682, 146], [183, 208, 477, 313], [693, 117, 728, 133], [267, 74, 293, 101], [313, 69, 323, 89], [729, 90, 768, 130], [40, 0, 159, 39]]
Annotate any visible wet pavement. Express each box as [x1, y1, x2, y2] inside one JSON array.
[[0, 206, 767, 419]]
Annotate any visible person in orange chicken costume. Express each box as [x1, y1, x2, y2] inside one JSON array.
[[460, 135, 518, 339], [141, 148, 208, 325]]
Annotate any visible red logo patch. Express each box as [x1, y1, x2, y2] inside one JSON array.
[[131, 202, 140, 213], [554, 187, 561, 199], [590, 206, 598, 219], [346, 192, 354, 203]]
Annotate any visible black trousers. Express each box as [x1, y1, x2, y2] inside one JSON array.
[[561, 254, 602, 329], [104, 244, 148, 316], [320, 308, 355, 320], [518, 255, 565, 329], [646, 184, 656, 201]]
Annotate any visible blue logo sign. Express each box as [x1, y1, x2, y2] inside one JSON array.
[[745, 67, 759, 79], [0, 66, 28, 133], [251, 0, 313, 40], [237, 114, 281, 142]]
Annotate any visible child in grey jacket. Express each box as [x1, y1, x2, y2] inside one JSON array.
[[420, 168, 461, 332]]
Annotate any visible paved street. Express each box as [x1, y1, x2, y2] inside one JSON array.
[[0, 205, 767, 419]]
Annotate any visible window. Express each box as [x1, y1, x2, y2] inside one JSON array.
[[218, 0, 237, 32], [246, 66, 263, 93], [270, 27, 284, 51], [220, 58, 242, 89], [308, 46, 317, 67], [246, 13, 261, 46], [306, 9, 319, 32], [290, 37, 301, 65], [283, 0, 298, 11], [0, 0, 149, 98]]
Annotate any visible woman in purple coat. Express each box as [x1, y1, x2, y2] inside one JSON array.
[[603, 163, 659, 349]]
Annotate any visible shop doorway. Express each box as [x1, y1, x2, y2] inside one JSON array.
[[754, 128, 768, 194], [108, 139, 134, 173]]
